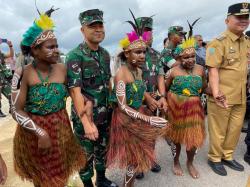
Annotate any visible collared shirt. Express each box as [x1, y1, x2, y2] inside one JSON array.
[[206, 29, 249, 105], [196, 46, 206, 66], [66, 42, 111, 124]]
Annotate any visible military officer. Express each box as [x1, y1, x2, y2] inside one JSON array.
[[66, 9, 118, 187], [206, 2, 250, 176], [159, 26, 186, 73]]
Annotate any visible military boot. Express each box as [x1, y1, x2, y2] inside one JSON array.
[[96, 170, 118, 187]]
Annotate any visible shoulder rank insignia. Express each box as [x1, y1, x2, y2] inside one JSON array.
[[216, 35, 226, 41]]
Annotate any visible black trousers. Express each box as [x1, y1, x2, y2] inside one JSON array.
[[245, 91, 250, 146]]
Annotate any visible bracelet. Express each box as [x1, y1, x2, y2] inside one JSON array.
[[159, 93, 166, 98]]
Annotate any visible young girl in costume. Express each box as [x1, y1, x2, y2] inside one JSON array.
[[107, 11, 168, 187], [11, 11, 87, 187], [164, 37, 207, 179]]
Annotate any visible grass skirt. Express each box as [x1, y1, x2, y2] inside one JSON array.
[[107, 106, 165, 172], [165, 92, 205, 150], [13, 109, 86, 187]]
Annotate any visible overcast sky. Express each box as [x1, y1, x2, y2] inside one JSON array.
[[0, 0, 249, 55]]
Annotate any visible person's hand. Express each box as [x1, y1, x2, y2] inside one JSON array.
[[0, 155, 7, 185], [150, 92, 158, 99], [7, 41, 12, 47], [149, 116, 168, 128], [83, 121, 99, 141], [158, 97, 168, 112], [37, 129, 52, 154], [146, 96, 158, 112], [214, 91, 228, 108]]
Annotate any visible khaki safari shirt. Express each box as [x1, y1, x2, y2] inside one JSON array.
[[206, 30, 249, 105]]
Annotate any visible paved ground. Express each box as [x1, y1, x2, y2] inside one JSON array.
[[0, 96, 249, 187]]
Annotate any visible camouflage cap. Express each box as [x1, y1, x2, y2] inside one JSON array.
[[168, 26, 187, 35], [135, 17, 153, 30], [79, 9, 103, 25], [228, 2, 250, 16]]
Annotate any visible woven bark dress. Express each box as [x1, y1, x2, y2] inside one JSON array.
[[165, 75, 205, 150], [107, 79, 163, 172], [13, 82, 86, 186]]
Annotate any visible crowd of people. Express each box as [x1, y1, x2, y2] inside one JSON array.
[[0, 2, 250, 187]]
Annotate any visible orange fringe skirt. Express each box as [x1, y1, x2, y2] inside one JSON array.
[[106, 106, 165, 172], [13, 109, 86, 187], [165, 92, 205, 150]]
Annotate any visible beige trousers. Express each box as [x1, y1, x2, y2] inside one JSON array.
[[207, 101, 246, 162]]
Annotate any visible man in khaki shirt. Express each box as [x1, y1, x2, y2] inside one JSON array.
[[206, 2, 250, 176]]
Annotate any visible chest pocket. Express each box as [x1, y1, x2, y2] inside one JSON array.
[[82, 64, 101, 88], [225, 52, 240, 67]]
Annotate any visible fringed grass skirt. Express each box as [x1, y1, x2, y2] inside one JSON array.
[[165, 92, 205, 150], [13, 109, 86, 187], [107, 106, 165, 172]]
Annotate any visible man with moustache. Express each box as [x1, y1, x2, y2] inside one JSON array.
[[206, 2, 250, 176], [66, 9, 118, 187]]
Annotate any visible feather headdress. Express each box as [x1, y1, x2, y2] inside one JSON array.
[[119, 9, 152, 51], [21, 2, 59, 47], [175, 18, 200, 56]]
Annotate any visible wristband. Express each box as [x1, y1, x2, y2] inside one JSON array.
[[159, 93, 166, 97]]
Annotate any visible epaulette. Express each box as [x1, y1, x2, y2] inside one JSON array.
[[216, 35, 226, 41]]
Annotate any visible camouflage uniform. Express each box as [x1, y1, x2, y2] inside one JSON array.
[[0, 51, 11, 110], [142, 47, 160, 92], [159, 26, 186, 73], [66, 42, 111, 181], [135, 17, 162, 92], [159, 43, 177, 74]]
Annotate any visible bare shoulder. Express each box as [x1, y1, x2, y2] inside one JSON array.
[[170, 66, 180, 75], [115, 65, 126, 79], [54, 63, 66, 71], [118, 65, 129, 74], [22, 64, 33, 74], [17, 64, 34, 83], [195, 64, 204, 71], [194, 64, 205, 76]]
